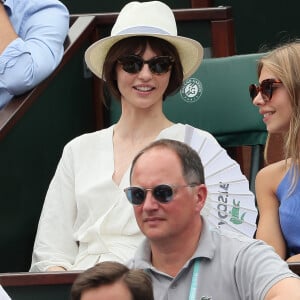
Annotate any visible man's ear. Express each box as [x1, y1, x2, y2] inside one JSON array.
[[195, 184, 207, 212]]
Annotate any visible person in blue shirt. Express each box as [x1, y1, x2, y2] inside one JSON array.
[[0, 0, 69, 109], [251, 41, 300, 262]]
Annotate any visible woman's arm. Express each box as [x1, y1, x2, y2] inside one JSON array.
[[287, 254, 300, 263], [255, 162, 287, 259], [264, 277, 300, 300]]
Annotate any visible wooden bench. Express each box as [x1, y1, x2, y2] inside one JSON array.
[[0, 262, 299, 299], [0, 271, 80, 300]]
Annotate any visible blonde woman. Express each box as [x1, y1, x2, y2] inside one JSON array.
[[251, 41, 300, 262]]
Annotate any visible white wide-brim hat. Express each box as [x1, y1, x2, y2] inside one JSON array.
[[85, 1, 204, 80]]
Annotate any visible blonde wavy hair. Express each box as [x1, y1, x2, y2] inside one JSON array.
[[258, 41, 300, 193]]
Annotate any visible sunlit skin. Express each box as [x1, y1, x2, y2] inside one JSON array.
[[252, 66, 292, 134], [81, 281, 133, 300], [130, 146, 207, 276]]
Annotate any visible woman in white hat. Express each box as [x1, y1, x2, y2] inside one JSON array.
[[30, 1, 251, 271]]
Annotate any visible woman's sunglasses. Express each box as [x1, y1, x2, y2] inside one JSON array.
[[117, 55, 174, 75], [249, 79, 282, 102], [124, 183, 198, 205]]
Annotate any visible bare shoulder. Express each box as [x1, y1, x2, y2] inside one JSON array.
[[257, 160, 289, 184], [255, 160, 291, 198]]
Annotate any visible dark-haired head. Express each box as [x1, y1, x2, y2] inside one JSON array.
[[102, 36, 184, 101], [71, 261, 154, 300]]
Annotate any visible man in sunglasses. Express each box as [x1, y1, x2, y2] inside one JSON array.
[[125, 139, 300, 300]]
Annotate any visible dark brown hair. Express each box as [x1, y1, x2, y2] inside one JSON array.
[[102, 36, 183, 100], [70, 261, 154, 300]]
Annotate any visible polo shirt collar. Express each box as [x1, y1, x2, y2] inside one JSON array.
[[133, 216, 216, 270], [191, 216, 215, 260]]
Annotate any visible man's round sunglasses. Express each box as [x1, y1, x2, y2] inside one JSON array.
[[117, 55, 174, 75], [249, 78, 282, 102], [124, 183, 198, 205]]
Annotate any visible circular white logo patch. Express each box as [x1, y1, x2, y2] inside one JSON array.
[[180, 78, 203, 103]]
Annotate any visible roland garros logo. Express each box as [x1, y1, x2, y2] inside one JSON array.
[[180, 78, 203, 103]]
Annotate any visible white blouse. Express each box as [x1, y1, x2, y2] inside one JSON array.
[[30, 123, 235, 271]]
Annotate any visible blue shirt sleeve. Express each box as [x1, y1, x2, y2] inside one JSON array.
[[0, 0, 69, 104]]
